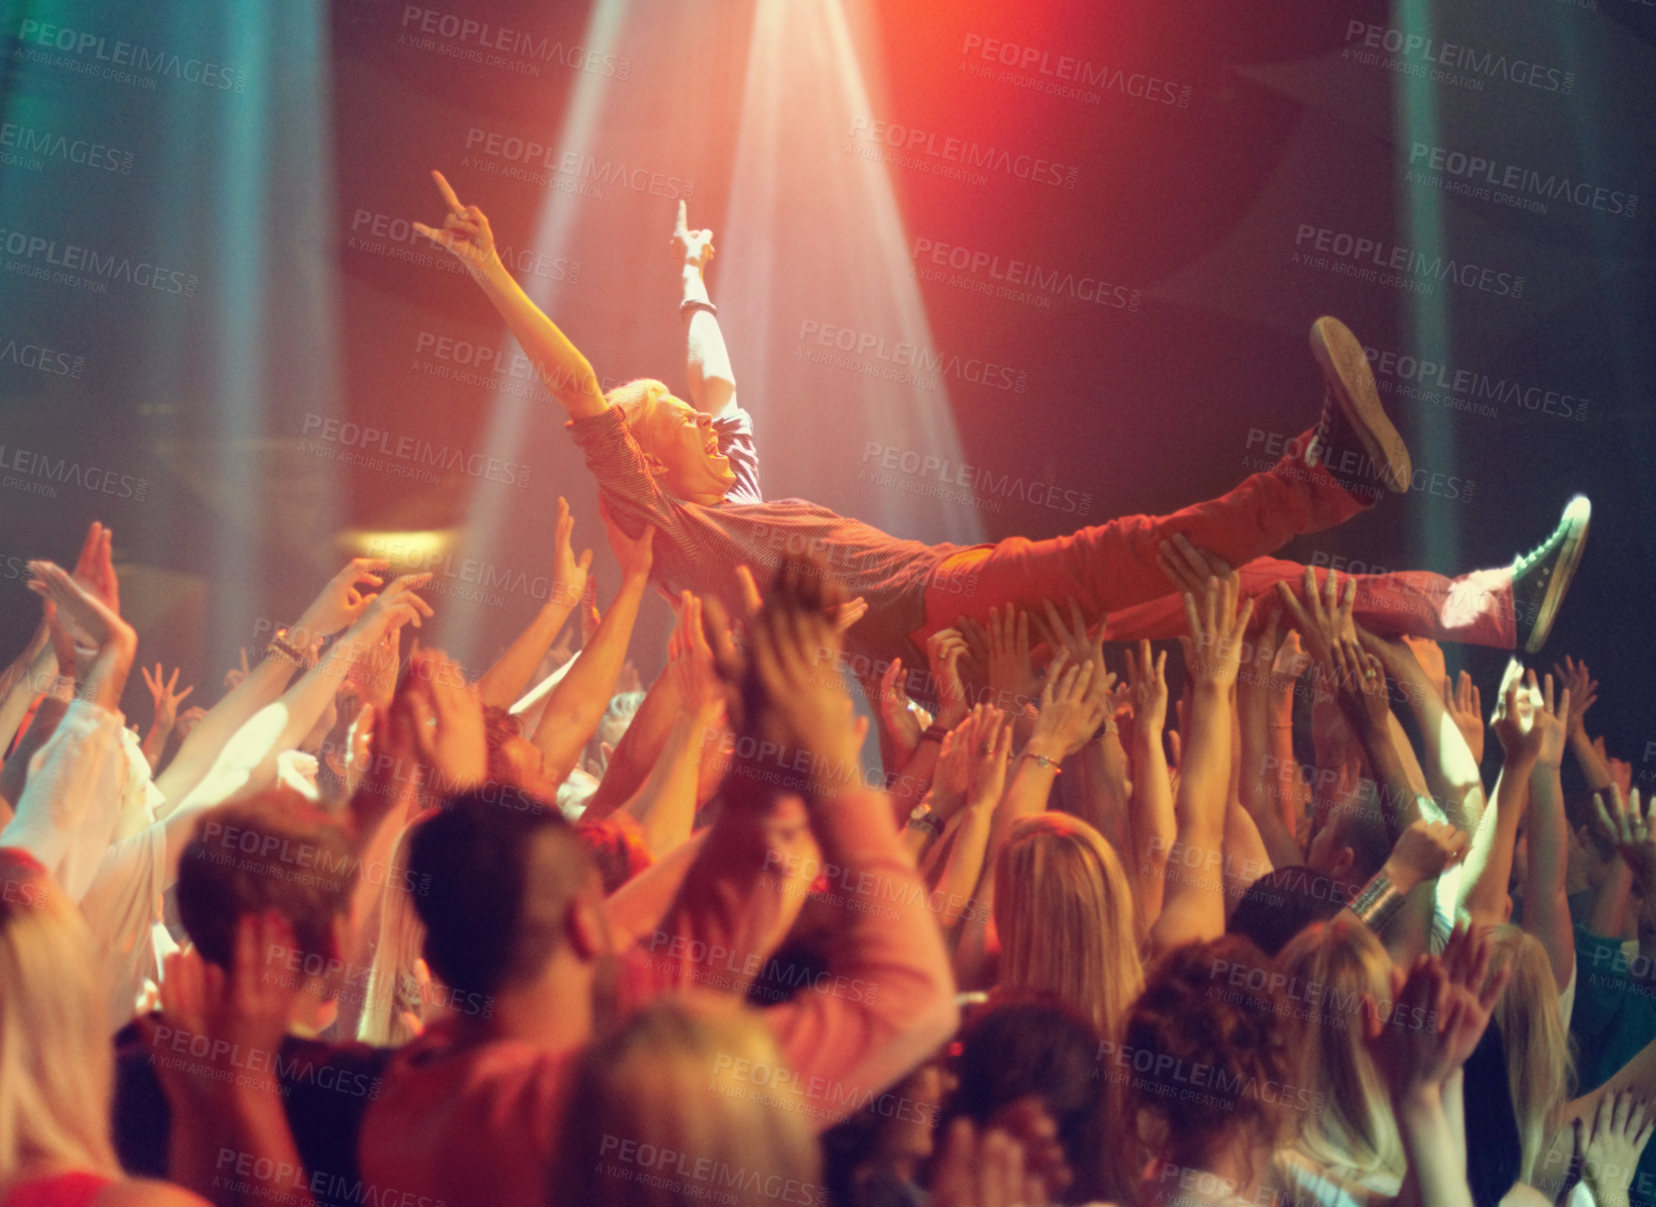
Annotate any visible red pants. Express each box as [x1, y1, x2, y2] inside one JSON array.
[[914, 434, 1514, 650], [1103, 558, 1514, 648]]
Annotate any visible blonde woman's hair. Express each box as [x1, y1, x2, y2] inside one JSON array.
[[993, 813, 1143, 1042], [1277, 916, 1405, 1184], [554, 1000, 823, 1207], [0, 851, 119, 1180], [358, 821, 428, 1047], [605, 379, 670, 444], [1491, 925, 1574, 1184]]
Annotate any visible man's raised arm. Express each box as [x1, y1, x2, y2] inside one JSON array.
[[672, 200, 737, 420], [414, 169, 608, 420]]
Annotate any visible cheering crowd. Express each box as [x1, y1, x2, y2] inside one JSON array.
[[0, 179, 1646, 1207]]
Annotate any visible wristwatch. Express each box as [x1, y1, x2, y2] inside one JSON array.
[[907, 803, 943, 836]]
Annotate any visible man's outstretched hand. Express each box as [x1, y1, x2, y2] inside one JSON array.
[[672, 199, 714, 270], [413, 169, 498, 276]]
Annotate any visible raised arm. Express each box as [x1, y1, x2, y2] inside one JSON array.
[[1237, 609, 1307, 869], [529, 505, 654, 784], [1362, 632, 1486, 834], [415, 169, 607, 419], [613, 593, 725, 856], [1460, 663, 1539, 924], [138, 663, 194, 773], [154, 557, 391, 809], [1149, 573, 1253, 955], [476, 497, 588, 709], [1523, 672, 1575, 992], [672, 200, 737, 419], [1124, 641, 1175, 930]]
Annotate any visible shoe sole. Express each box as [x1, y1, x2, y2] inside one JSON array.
[[1524, 495, 1591, 654], [1309, 317, 1412, 493]]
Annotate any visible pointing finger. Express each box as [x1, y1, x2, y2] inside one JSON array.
[[431, 169, 464, 214]]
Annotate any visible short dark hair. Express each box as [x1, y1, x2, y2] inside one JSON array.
[[176, 791, 356, 969], [1227, 865, 1347, 955], [407, 793, 593, 999]]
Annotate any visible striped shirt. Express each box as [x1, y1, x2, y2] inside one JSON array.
[[567, 405, 976, 667]]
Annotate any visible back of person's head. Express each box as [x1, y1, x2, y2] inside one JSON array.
[[552, 1000, 822, 1207], [1227, 865, 1347, 955], [1489, 925, 1572, 1184], [942, 996, 1112, 1203], [176, 789, 356, 970], [482, 706, 553, 797], [0, 849, 117, 1178], [1276, 917, 1403, 1181], [993, 813, 1142, 1041], [1305, 791, 1393, 884], [407, 793, 595, 1001], [1123, 936, 1300, 1170]]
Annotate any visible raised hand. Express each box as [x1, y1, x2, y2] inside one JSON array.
[[27, 560, 135, 662], [352, 573, 434, 643], [671, 199, 714, 270], [69, 519, 120, 619], [926, 627, 972, 729], [1330, 644, 1391, 735], [292, 557, 391, 647], [1553, 655, 1599, 741], [1489, 659, 1540, 762], [1444, 671, 1485, 764], [1527, 671, 1570, 767], [1125, 640, 1169, 735], [976, 604, 1041, 712], [1367, 926, 1506, 1100], [1037, 596, 1106, 685], [1029, 654, 1110, 760], [1275, 566, 1356, 677], [140, 663, 195, 733], [933, 710, 978, 802], [399, 648, 487, 800], [550, 496, 594, 608], [1595, 785, 1656, 889], [668, 592, 725, 720], [1183, 573, 1256, 690], [1383, 818, 1470, 895], [1578, 1089, 1656, 1205], [413, 169, 499, 276], [875, 657, 923, 761], [966, 706, 1015, 809]]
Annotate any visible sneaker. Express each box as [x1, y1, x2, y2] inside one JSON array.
[[1512, 495, 1590, 653], [1304, 317, 1412, 496]]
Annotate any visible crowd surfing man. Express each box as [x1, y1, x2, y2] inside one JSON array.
[[411, 171, 1587, 668]]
